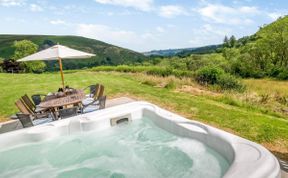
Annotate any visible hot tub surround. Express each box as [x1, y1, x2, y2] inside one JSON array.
[[0, 102, 281, 178]]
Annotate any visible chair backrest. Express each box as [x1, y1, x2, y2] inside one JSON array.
[[15, 99, 32, 114], [22, 94, 35, 112], [97, 85, 105, 100], [59, 107, 78, 119], [88, 84, 99, 98], [16, 113, 33, 128], [99, 96, 106, 109], [31, 95, 42, 106]]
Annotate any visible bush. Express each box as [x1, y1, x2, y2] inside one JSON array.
[[24, 61, 46, 73], [92, 65, 194, 78], [164, 81, 177, 90], [195, 66, 224, 85], [195, 66, 245, 91], [142, 80, 157, 86], [217, 74, 245, 91], [146, 67, 173, 77], [277, 70, 288, 80]]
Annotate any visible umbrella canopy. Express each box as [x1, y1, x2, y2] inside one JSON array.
[[18, 44, 95, 89], [18, 44, 95, 62]]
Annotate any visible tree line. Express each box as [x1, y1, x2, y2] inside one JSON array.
[[222, 16, 288, 79]]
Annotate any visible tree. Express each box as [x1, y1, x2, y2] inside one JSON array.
[[229, 35, 237, 48], [12, 40, 38, 60], [223, 36, 230, 48], [0, 58, 3, 72], [13, 40, 46, 73], [40, 39, 56, 50]]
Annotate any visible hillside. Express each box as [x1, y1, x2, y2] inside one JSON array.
[[143, 44, 221, 57], [235, 15, 288, 47], [0, 35, 146, 70]]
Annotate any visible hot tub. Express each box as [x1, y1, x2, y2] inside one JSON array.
[[0, 102, 281, 178]]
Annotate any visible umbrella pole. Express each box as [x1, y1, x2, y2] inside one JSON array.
[[58, 57, 65, 90]]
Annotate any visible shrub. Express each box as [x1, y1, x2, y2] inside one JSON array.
[[195, 66, 224, 85], [164, 81, 177, 90], [172, 69, 194, 78], [217, 74, 245, 91], [92, 65, 193, 78], [146, 67, 173, 77], [270, 67, 282, 77], [24, 61, 46, 73], [277, 70, 288, 80], [218, 96, 241, 107], [142, 80, 157, 86]]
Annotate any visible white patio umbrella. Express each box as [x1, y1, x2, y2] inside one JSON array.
[[18, 44, 95, 89]]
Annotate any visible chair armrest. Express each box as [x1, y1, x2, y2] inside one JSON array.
[[34, 112, 50, 120], [82, 86, 90, 91], [82, 99, 99, 107]]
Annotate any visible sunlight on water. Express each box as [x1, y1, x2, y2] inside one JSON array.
[[0, 118, 229, 178]]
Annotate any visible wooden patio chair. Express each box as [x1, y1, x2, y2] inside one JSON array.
[[83, 84, 100, 98], [81, 84, 106, 113], [15, 99, 30, 115], [59, 107, 78, 119], [82, 84, 104, 104], [15, 99, 49, 119], [81, 95, 106, 113], [22, 94, 47, 113], [21, 94, 35, 111], [16, 113, 33, 128], [97, 85, 104, 100], [16, 113, 53, 128], [31, 94, 46, 106]]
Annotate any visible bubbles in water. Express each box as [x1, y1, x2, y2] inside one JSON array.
[[0, 117, 229, 178]]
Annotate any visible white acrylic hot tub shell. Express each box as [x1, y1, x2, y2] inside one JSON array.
[[0, 102, 281, 178]]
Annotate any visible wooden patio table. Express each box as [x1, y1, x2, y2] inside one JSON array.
[[39, 90, 85, 119], [40, 90, 85, 108]]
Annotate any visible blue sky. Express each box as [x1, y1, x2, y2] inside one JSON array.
[[0, 0, 287, 52]]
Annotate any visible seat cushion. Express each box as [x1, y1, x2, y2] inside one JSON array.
[[82, 98, 99, 105], [82, 105, 100, 113], [33, 117, 53, 125], [85, 94, 94, 98]]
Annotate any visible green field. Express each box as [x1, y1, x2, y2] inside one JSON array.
[[0, 71, 287, 160]]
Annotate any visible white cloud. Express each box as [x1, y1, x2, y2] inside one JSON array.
[[239, 6, 258, 13], [49, 20, 67, 25], [202, 24, 231, 36], [189, 24, 231, 47], [159, 5, 188, 18], [0, 0, 24, 6], [94, 0, 153, 11], [156, 26, 165, 33], [75, 23, 172, 51], [267, 12, 285, 20], [29, 4, 43, 12], [198, 4, 259, 25], [76, 24, 138, 45]]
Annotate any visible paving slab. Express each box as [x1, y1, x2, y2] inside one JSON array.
[[0, 119, 23, 133], [106, 97, 136, 108]]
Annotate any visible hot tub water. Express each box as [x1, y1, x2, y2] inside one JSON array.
[[0, 117, 229, 178]]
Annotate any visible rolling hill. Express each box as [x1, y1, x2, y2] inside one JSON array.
[[143, 44, 222, 57], [0, 35, 146, 70]]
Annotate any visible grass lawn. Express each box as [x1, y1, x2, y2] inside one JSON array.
[[0, 71, 287, 160], [244, 78, 288, 96]]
